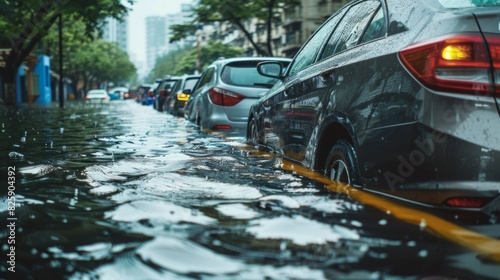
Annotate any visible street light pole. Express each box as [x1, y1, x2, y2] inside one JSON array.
[[58, 13, 64, 109]]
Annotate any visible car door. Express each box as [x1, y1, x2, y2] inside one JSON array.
[[264, 15, 345, 155], [283, 1, 382, 163], [187, 68, 215, 122]]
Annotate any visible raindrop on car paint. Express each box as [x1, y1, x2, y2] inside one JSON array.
[[378, 219, 387, 225], [60, 127, 64, 134], [62, 146, 67, 152], [20, 136, 26, 143]]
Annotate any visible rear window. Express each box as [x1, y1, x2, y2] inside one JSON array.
[[221, 61, 282, 87], [437, 0, 499, 8]]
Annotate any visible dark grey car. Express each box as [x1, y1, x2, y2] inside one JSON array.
[[248, 0, 500, 211]]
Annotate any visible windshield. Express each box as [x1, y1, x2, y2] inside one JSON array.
[[437, 0, 499, 7]]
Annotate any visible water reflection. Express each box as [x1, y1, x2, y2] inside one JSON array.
[[0, 101, 499, 279]]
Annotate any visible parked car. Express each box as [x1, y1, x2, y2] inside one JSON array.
[[109, 87, 129, 100], [184, 57, 292, 130], [85, 89, 110, 103], [154, 77, 180, 112], [107, 91, 120, 100], [165, 74, 201, 116], [150, 79, 163, 108], [247, 0, 500, 211], [136, 84, 153, 105]]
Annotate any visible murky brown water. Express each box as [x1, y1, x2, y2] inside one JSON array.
[[1, 101, 499, 279]]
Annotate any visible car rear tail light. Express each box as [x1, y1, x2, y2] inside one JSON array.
[[213, 125, 232, 129], [444, 197, 491, 208], [177, 92, 190, 101], [208, 87, 245, 106], [399, 34, 499, 96], [484, 35, 500, 95]]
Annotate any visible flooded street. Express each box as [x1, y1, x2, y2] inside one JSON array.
[[1, 101, 499, 280]]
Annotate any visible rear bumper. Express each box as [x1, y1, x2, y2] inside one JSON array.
[[360, 127, 500, 211]]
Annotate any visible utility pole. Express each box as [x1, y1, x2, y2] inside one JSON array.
[[58, 14, 64, 109]]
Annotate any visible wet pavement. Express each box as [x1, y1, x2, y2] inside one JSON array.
[[1, 100, 499, 279]]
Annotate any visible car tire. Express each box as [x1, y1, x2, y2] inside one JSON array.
[[324, 140, 360, 186], [248, 118, 263, 146]]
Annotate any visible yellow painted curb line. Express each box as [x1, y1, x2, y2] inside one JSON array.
[[280, 160, 500, 263]]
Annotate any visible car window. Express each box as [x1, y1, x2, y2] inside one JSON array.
[[170, 79, 182, 93], [193, 68, 215, 92], [319, 0, 380, 60], [184, 78, 199, 91], [221, 61, 283, 87], [359, 7, 386, 44], [287, 10, 345, 76]]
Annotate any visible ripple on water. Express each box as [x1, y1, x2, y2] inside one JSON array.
[[133, 173, 263, 201], [216, 203, 261, 220], [19, 164, 61, 177], [105, 200, 215, 225], [137, 236, 243, 274], [247, 215, 359, 246]]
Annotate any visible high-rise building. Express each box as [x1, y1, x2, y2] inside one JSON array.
[[165, 4, 196, 52], [102, 17, 128, 52], [145, 16, 167, 71]]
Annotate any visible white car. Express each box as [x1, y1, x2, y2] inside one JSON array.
[[85, 89, 110, 103]]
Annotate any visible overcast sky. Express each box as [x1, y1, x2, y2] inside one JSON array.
[[127, 0, 194, 74]]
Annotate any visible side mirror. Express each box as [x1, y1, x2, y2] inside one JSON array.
[[257, 62, 284, 79]]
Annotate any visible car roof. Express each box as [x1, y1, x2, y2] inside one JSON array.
[[88, 89, 106, 93], [211, 56, 292, 66]]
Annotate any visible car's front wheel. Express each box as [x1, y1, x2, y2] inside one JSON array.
[[247, 118, 262, 146], [324, 140, 360, 186]]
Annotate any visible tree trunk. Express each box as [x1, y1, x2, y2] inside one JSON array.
[[233, 20, 269, 56], [3, 11, 60, 104], [266, 0, 275, 56]]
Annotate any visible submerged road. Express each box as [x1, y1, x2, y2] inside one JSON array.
[[1, 100, 499, 279]]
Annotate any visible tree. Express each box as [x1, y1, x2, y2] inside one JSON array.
[[171, 0, 298, 57], [0, 0, 133, 102], [147, 41, 243, 81]]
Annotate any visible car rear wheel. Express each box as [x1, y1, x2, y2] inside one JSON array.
[[324, 140, 360, 186]]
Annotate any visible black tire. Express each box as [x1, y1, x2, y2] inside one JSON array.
[[247, 118, 262, 146], [324, 140, 360, 186]]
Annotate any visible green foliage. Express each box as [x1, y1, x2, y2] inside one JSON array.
[[147, 41, 243, 82], [169, 24, 199, 43], [41, 17, 136, 85], [172, 0, 297, 56], [71, 40, 136, 85], [0, 0, 134, 83]]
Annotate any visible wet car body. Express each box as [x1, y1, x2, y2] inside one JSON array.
[[85, 89, 110, 103], [248, 0, 500, 211], [136, 84, 153, 105], [165, 74, 200, 116], [185, 57, 292, 130], [155, 77, 180, 112]]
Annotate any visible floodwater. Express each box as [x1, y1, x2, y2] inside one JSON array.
[[1, 101, 499, 279]]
